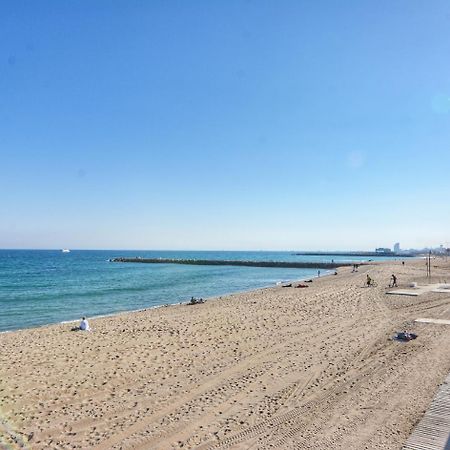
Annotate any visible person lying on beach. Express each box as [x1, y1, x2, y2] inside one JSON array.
[[188, 297, 205, 305], [295, 284, 309, 288], [394, 331, 417, 341]]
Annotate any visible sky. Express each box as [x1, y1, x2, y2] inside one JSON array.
[[1, 0, 449, 250]]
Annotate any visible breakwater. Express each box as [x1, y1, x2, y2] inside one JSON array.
[[110, 258, 357, 269], [294, 252, 413, 257]]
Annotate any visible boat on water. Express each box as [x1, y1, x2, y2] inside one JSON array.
[[61, 249, 71, 253]]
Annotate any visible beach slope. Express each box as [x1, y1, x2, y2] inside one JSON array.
[[1, 259, 450, 449]]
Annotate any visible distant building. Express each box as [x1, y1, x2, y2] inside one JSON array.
[[375, 247, 393, 254], [394, 243, 400, 253]]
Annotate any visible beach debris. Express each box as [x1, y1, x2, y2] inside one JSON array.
[[393, 331, 417, 342]]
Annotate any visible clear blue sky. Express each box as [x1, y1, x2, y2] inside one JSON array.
[[1, 1, 449, 250]]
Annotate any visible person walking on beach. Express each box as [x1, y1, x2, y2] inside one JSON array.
[[318, 270, 321, 277], [390, 274, 398, 287], [366, 274, 373, 287]]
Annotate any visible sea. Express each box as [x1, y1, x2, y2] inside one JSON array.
[[0, 250, 395, 332]]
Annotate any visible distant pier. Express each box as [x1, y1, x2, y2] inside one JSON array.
[[110, 258, 359, 269], [294, 252, 414, 257]]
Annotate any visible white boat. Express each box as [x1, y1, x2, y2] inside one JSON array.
[[61, 249, 71, 253]]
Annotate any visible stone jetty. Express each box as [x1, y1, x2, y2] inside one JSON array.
[[294, 251, 414, 257], [110, 257, 358, 269]]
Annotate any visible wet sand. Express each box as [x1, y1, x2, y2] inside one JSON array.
[[1, 258, 450, 449]]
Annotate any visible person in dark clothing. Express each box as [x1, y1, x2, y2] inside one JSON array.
[[390, 274, 398, 287]]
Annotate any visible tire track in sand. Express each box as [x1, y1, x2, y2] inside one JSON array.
[[197, 333, 389, 450]]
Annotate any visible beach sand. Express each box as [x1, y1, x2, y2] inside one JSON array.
[[2, 259, 450, 449]]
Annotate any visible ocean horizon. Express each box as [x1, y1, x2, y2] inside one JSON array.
[[0, 249, 396, 332]]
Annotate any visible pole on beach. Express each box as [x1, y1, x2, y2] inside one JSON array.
[[427, 251, 431, 279], [430, 250, 432, 278]]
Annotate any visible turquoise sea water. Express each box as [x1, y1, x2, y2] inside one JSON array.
[[0, 250, 395, 332]]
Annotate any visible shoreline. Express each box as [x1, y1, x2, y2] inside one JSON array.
[[2, 258, 450, 449], [0, 269, 332, 335]]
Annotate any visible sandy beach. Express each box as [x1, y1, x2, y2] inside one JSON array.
[[2, 258, 450, 450]]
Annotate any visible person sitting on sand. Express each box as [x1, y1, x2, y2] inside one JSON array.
[[79, 317, 90, 331], [188, 297, 205, 305]]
